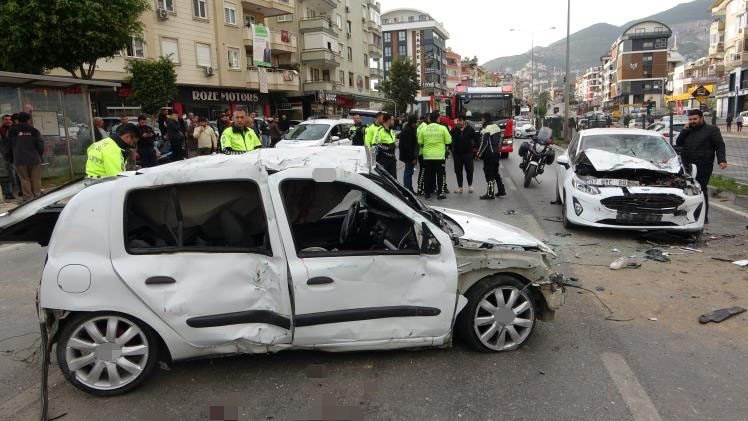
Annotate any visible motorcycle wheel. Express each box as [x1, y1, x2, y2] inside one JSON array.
[[523, 164, 537, 188]]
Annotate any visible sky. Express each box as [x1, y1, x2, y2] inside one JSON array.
[[378, 0, 696, 63]]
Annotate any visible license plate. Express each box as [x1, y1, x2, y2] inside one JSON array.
[[616, 213, 662, 223], [588, 179, 639, 187]]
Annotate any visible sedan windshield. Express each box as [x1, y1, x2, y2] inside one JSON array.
[[285, 124, 330, 141], [581, 134, 676, 162]]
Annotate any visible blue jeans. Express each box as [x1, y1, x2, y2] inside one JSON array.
[[403, 162, 416, 192], [2, 159, 16, 197], [261, 135, 271, 147]]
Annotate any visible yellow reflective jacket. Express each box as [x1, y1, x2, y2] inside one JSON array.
[[86, 137, 124, 178], [221, 125, 261, 152]]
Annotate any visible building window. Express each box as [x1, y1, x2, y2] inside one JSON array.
[[398, 45, 407, 56], [654, 26, 665, 33], [339, 70, 345, 84], [398, 31, 406, 42], [349, 72, 354, 87], [277, 14, 293, 22], [227, 48, 240, 69], [322, 69, 331, 81], [336, 14, 342, 28], [306, 8, 316, 18], [244, 16, 255, 27], [193, 0, 207, 18], [338, 42, 344, 54], [643, 54, 653, 62], [347, 20, 352, 34], [347, 47, 353, 61], [408, 16, 414, 22], [157, 0, 174, 12], [160, 37, 179, 63], [384, 32, 391, 43], [125, 37, 145, 58], [419, 14, 428, 21], [384, 46, 392, 57], [224, 3, 237, 25], [643, 41, 653, 49], [635, 28, 645, 35], [365, 76, 370, 88], [655, 38, 667, 49], [196, 42, 212, 67], [311, 68, 320, 81]]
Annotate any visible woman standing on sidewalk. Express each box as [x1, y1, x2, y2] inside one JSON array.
[[736, 114, 744, 132]]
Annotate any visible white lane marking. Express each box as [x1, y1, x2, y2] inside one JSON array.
[[601, 353, 663, 421], [711, 202, 748, 219]]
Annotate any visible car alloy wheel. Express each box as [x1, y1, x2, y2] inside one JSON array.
[[457, 276, 537, 352], [57, 313, 159, 395], [473, 285, 535, 351]]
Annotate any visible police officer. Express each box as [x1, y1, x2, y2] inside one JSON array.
[[86, 123, 140, 178], [372, 114, 397, 177], [415, 114, 430, 195], [364, 112, 384, 147], [220, 108, 262, 154], [418, 111, 452, 200], [477, 113, 507, 199], [348, 114, 366, 146]]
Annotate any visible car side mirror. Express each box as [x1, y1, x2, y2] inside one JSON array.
[[420, 222, 441, 255], [557, 155, 570, 169], [331, 136, 340, 142]]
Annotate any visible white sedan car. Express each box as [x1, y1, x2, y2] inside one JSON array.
[[0, 147, 566, 396], [514, 122, 537, 139], [556, 129, 704, 232], [276, 119, 353, 148]]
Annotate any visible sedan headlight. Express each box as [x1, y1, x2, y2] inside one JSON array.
[[572, 177, 600, 195]]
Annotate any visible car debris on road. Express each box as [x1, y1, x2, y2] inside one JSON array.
[[698, 307, 747, 324]]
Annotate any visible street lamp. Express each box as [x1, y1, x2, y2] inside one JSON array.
[[509, 26, 556, 107]]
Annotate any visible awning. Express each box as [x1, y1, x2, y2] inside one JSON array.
[[0, 71, 120, 89]]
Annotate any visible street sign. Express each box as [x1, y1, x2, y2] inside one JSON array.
[[691, 85, 711, 104]]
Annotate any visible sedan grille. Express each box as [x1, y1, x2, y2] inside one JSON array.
[[600, 194, 685, 215]]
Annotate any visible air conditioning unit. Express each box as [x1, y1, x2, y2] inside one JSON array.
[[157, 8, 169, 20], [204, 66, 214, 76]]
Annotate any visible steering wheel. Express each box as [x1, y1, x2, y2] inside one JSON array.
[[339, 201, 361, 244]]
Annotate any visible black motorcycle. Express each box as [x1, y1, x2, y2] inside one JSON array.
[[518, 128, 555, 188]]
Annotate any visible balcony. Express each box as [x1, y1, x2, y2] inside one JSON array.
[[369, 67, 383, 79], [243, 27, 253, 47], [270, 30, 297, 54], [301, 0, 336, 12], [242, 0, 294, 17], [246, 66, 300, 91], [627, 28, 672, 39], [366, 0, 381, 12], [303, 80, 337, 92], [709, 42, 724, 56], [299, 17, 338, 37], [366, 19, 381, 34], [301, 49, 340, 68], [368, 42, 383, 58], [725, 53, 746, 68]]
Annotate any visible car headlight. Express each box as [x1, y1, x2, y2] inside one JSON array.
[[572, 177, 600, 195]]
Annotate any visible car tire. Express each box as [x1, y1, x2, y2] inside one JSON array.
[[561, 189, 574, 229], [500, 152, 509, 159], [457, 276, 538, 352], [57, 312, 160, 396]]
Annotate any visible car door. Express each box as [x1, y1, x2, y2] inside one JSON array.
[[268, 167, 459, 348], [108, 174, 293, 348], [337, 124, 352, 146], [556, 133, 578, 203]]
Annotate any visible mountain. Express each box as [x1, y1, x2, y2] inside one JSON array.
[[482, 0, 712, 74]]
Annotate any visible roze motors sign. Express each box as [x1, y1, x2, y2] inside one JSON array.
[[191, 90, 260, 103]]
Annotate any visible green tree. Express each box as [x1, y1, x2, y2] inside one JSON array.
[[0, 0, 149, 78], [378, 58, 420, 114], [535, 91, 552, 118], [127, 57, 177, 117]]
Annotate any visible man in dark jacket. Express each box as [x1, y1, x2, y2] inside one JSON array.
[[136, 115, 158, 168], [1, 114, 17, 199], [676, 109, 728, 223], [8, 112, 44, 201], [451, 115, 476, 193], [348, 114, 366, 146], [398, 115, 419, 192], [166, 112, 185, 161], [477, 113, 506, 199]]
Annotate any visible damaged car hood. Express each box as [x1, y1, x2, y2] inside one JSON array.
[[579, 148, 681, 174], [435, 207, 551, 252]]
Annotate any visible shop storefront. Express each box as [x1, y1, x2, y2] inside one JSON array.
[[296, 91, 388, 119]]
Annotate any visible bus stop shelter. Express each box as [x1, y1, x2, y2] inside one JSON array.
[[0, 71, 120, 199]]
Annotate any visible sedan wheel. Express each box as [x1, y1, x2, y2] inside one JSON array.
[[57, 313, 159, 396], [458, 276, 537, 352]]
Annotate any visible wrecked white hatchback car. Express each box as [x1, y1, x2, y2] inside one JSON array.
[[0, 147, 565, 396], [556, 128, 705, 232]]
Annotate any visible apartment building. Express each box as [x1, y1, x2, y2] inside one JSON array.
[[446, 49, 461, 94], [61, 0, 302, 119], [380, 8, 450, 97], [710, 0, 748, 117], [575, 66, 603, 108], [272, 0, 384, 117], [602, 20, 673, 114]]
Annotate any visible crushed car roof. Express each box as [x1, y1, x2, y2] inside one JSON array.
[[136, 146, 372, 176]]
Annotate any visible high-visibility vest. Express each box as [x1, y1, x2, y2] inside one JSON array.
[[220, 126, 261, 152], [86, 137, 124, 178]]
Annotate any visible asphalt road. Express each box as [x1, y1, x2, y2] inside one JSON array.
[[1, 151, 747, 420]]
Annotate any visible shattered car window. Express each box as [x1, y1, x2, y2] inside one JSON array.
[[125, 181, 270, 254], [280, 180, 419, 256], [285, 124, 330, 141], [581, 134, 676, 163]]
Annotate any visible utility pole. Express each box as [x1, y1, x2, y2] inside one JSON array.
[[562, 0, 571, 141]]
